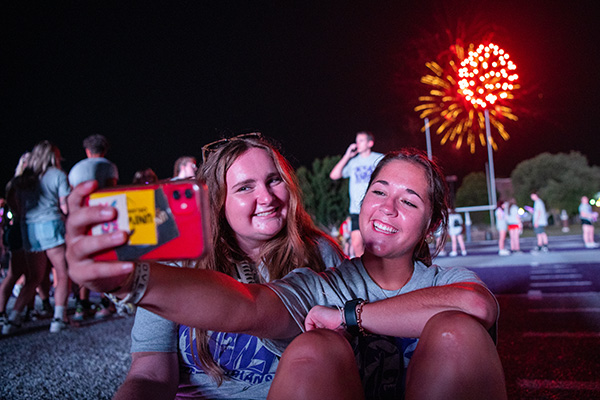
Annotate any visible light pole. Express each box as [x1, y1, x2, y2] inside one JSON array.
[[424, 117, 432, 160], [485, 109, 497, 230]]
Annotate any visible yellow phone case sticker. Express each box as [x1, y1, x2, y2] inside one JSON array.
[[90, 189, 157, 245], [125, 189, 157, 245]]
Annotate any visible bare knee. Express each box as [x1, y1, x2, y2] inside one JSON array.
[[270, 330, 363, 400], [407, 311, 506, 400], [282, 329, 354, 366], [421, 310, 490, 348]]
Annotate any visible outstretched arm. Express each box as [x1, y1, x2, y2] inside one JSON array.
[[65, 181, 299, 339], [113, 352, 179, 400], [306, 282, 497, 337]]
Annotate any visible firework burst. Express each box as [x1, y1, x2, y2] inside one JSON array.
[[415, 42, 520, 153]]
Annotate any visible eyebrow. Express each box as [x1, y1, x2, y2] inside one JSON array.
[[231, 178, 255, 190], [230, 172, 282, 190], [372, 179, 425, 202]]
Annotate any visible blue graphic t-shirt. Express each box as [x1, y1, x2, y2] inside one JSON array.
[[179, 328, 278, 385], [130, 239, 344, 399], [342, 152, 384, 214]]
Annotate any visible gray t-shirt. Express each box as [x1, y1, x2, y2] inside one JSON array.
[[21, 167, 71, 223], [68, 157, 119, 189], [266, 258, 496, 400], [341, 152, 384, 214], [533, 198, 547, 227], [130, 238, 343, 400]]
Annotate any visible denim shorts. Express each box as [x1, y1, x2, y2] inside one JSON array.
[[533, 226, 546, 234], [23, 219, 66, 252]]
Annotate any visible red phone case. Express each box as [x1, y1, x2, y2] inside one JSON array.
[[86, 179, 209, 261]]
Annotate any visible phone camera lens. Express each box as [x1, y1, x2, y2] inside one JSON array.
[[184, 189, 193, 199], [173, 190, 181, 200]]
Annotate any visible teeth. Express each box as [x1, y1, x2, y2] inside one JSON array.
[[255, 209, 275, 217], [373, 221, 398, 234]]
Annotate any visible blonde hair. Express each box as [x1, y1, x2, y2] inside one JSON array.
[[193, 135, 342, 383], [17, 141, 62, 190]]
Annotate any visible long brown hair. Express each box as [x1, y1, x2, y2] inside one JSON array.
[[366, 148, 449, 266], [193, 135, 343, 383]]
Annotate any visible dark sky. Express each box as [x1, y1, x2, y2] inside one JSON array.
[[2, 1, 599, 196]]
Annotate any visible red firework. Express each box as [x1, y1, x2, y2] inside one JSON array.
[[415, 42, 520, 153]]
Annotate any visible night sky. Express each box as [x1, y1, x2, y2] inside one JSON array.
[[2, 1, 599, 196]]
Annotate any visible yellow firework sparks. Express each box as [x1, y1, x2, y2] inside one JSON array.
[[415, 42, 520, 153]]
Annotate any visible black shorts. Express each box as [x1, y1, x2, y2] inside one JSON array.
[[350, 214, 360, 232], [3, 223, 23, 251], [581, 218, 592, 226]]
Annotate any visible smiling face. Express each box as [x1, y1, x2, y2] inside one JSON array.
[[359, 159, 432, 261], [224, 147, 290, 255]]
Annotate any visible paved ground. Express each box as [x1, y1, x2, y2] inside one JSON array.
[[1, 234, 599, 399], [436, 234, 600, 399]]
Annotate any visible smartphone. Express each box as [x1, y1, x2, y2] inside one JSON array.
[[86, 179, 209, 261]]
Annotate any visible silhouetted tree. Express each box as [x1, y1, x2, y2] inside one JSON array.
[[511, 152, 600, 215], [297, 155, 349, 231], [455, 172, 489, 207]]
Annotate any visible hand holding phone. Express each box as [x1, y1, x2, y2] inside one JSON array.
[[87, 179, 209, 261]]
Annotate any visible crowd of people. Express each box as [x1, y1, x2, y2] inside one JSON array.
[[0, 135, 198, 334], [0, 131, 598, 399]]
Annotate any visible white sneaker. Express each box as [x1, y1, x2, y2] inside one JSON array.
[[449, 251, 458, 257], [438, 250, 447, 257], [585, 242, 600, 249], [498, 249, 511, 256], [50, 318, 68, 333], [2, 320, 20, 335], [12, 284, 23, 298], [461, 250, 467, 256]]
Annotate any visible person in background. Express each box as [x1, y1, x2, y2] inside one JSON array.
[[330, 131, 384, 258], [579, 196, 599, 248], [132, 168, 159, 185], [172, 156, 197, 180], [506, 199, 522, 253], [1, 152, 53, 333], [496, 201, 510, 256], [68, 134, 119, 320], [338, 216, 352, 257], [6, 141, 71, 333], [530, 192, 549, 253], [447, 208, 467, 256], [75, 134, 344, 399], [66, 148, 506, 399]]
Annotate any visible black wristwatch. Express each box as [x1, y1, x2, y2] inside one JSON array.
[[343, 298, 364, 336]]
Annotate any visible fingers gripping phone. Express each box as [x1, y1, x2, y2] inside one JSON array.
[[86, 180, 209, 261]]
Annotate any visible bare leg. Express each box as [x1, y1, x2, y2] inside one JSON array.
[[498, 230, 506, 251], [268, 329, 364, 400], [45, 244, 70, 313], [458, 235, 466, 253], [0, 250, 26, 313], [405, 311, 507, 400], [351, 230, 364, 258], [450, 235, 458, 253], [11, 251, 47, 313], [583, 225, 593, 244], [509, 229, 520, 251], [37, 262, 52, 302]]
